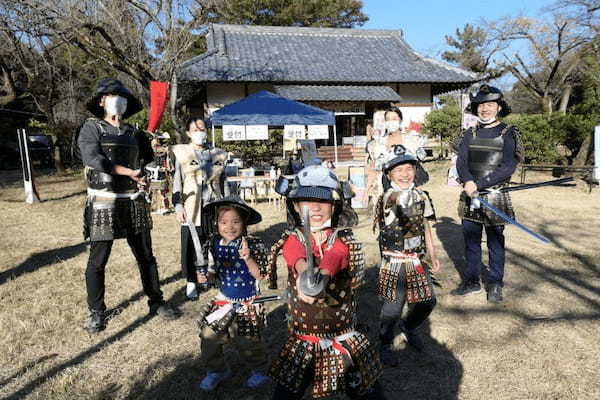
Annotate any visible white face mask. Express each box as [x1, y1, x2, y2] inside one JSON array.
[[310, 218, 332, 232], [191, 130, 207, 145], [104, 95, 128, 116], [385, 120, 401, 133]]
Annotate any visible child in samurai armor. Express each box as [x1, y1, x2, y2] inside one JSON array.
[[374, 145, 441, 363], [269, 165, 384, 400], [195, 196, 271, 391]]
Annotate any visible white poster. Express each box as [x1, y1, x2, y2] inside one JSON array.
[[307, 125, 329, 140], [284, 125, 305, 140], [245, 125, 269, 140], [222, 125, 246, 141]]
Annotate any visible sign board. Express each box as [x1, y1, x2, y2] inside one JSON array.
[[245, 125, 269, 140], [307, 125, 329, 140], [284, 125, 305, 140], [222, 125, 246, 141]]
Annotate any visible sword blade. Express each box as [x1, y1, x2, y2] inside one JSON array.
[[480, 177, 574, 195], [476, 197, 552, 244]]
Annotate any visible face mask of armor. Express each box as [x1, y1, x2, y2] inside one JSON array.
[[104, 95, 128, 116], [191, 130, 207, 145], [385, 120, 401, 133]]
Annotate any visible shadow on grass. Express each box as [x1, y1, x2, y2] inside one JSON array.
[[0, 242, 87, 286], [5, 271, 184, 400], [0, 354, 58, 389], [433, 217, 467, 281], [41, 190, 86, 202]]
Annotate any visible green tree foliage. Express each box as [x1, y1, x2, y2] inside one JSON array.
[[442, 23, 504, 78], [422, 96, 462, 148], [204, 0, 368, 27]]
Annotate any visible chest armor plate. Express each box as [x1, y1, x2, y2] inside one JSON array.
[[468, 131, 504, 181], [88, 126, 139, 193], [380, 198, 426, 254]]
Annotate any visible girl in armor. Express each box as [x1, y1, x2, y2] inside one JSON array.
[[195, 197, 270, 391], [269, 165, 384, 400], [374, 145, 440, 364]]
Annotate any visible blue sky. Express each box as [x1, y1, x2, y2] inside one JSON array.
[[361, 0, 553, 57]]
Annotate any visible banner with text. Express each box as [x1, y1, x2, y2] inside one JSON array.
[[307, 125, 329, 140], [284, 125, 306, 140], [223, 125, 246, 141], [245, 125, 269, 140]]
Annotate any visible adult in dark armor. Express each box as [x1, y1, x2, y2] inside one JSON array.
[[78, 78, 177, 333], [451, 85, 524, 303], [268, 165, 384, 400]]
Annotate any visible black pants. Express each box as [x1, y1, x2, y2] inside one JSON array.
[[85, 230, 164, 312], [180, 225, 208, 283], [379, 273, 436, 345], [272, 371, 386, 400]]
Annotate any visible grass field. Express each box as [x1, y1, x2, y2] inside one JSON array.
[[1, 162, 599, 400]]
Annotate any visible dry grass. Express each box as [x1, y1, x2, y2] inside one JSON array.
[[0, 163, 599, 400]]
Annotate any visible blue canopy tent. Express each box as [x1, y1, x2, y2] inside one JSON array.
[[209, 90, 339, 162]]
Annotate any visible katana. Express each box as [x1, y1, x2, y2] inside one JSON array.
[[298, 205, 329, 297], [479, 177, 574, 195], [475, 196, 552, 244]]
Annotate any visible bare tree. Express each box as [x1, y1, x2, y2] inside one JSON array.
[[485, 15, 592, 113]]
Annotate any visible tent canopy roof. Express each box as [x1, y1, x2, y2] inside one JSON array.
[[210, 90, 335, 126]]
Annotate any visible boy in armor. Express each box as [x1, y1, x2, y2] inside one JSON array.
[[78, 78, 177, 333], [451, 85, 524, 303], [269, 165, 384, 400], [195, 196, 270, 391], [374, 145, 440, 363]]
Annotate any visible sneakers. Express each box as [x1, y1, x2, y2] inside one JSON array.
[[84, 309, 105, 333], [450, 280, 482, 296], [487, 284, 503, 303], [150, 303, 179, 320], [186, 282, 199, 301], [379, 344, 399, 367], [246, 371, 270, 388], [198, 370, 232, 391]]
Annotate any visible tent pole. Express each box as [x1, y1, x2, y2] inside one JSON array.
[[212, 125, 215, 149], [333, 124, 339, 165]]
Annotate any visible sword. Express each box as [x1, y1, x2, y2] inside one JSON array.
[[479, 177, 574, 195], [298, 205, 329, 297], [186, 212, 209, 290], [474, 196, 552, 244]]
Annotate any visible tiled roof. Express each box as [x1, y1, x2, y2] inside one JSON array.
[[179, 24, 479, 87], [274, 85, 402, 101]]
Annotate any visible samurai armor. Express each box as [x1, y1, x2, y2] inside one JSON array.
[[458, 189, 515, 226], [197, 300, 264, 338], [269, 331, 381, 399], [377, 254, 434, 304], [84, 196, 152, 241]]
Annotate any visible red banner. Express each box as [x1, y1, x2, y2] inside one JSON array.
[[147, 81, 169, 132]]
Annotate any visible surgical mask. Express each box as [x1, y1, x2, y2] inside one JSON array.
[[104, 95, 128, 116], [477, 116, 497, 125], [191, 130, 207, 145], [385, 120, 401, 133], [311, 218, 332, 232]]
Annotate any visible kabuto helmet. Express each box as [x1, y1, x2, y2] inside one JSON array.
[[86, 78, 143, 119], [278, 165, 358, 228], [466, 84, 511, 117], [202, 195, 262, 226], [382, 144, 418, 173]]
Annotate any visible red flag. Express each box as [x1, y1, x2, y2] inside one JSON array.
[[147, 81, 169, 132]]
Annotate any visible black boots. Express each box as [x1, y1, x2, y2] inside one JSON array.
[[487, 284, 503, 303]]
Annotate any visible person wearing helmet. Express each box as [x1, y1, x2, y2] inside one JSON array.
[[268, 165, 384, 400], [373, 145, 440, 362], [451, 85, 524, 303], [194, 195, 270, 391], [78, 78, 178, 333]]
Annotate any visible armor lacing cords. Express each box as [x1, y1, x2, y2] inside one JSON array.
[[296, 333, 355, 366]]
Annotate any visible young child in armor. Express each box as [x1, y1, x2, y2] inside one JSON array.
[[269, 165, 384, 400], [195, 196, 270, 391], [374, 145, 441, 364]]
